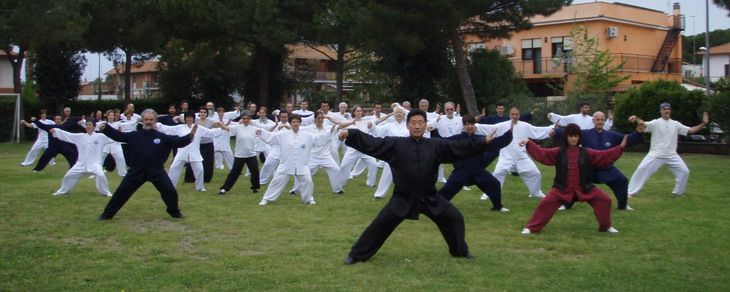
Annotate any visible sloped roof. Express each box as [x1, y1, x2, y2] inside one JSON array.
[[104, 62, 159, 75], [697, 42, 730, 55]]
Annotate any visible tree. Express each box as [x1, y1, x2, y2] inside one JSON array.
[[715, 0, 730, 16], [0, 0, 82, 94], [560, 25, 630, 95], [82, 0, 165, 101], [33, 41, 86, 113], [682, 29, 730, 65]]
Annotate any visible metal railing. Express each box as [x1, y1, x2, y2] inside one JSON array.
[[510, 53, 682, 76]]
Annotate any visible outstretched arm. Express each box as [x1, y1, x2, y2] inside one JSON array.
[[688, 112, 709, 134], [521, 139, 559, 165]]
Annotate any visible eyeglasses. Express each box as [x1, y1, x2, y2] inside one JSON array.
[[446, 108, 454, 111]]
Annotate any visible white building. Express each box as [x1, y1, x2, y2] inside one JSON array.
[[699, 42, 730, 82], [0, 51, 15, 94]]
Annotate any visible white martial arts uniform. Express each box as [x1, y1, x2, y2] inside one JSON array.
[[628, 118, 691, 196], [258, 128, 332, 204], [259, 123, 289, 185], [21, 118, 56, 166], [51, 129, 114, 196], [435, 115, 463, 183], [212, 114, 235, 170], [371, 119, 409, 199], [548, 112, 613, 130], [330, 111, 351, 163], [158, 123, 224, 191], [339, 120, 379, 188], [290, 124, 342, 193], [482, 120, 554, 197], [96, 121, 127, 176]]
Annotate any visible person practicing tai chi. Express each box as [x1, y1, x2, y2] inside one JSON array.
[[157, 111, 225, 192], [256, 114, 333, 206], [19, 109, 56, 167], [28, 115, 82, 172], [548, 101, 613, 130], [520, 123, 627, 234], [438, 115, 513, 211], [552, 111, 643, 210], [340, 109, 499, 265], [217, 111, 265, 195], [97, 109, 194, 220], [627, 103, 709, 197], [48, 119, 115, 197]]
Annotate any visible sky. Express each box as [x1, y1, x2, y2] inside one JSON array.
[[80, 0, 730, 82]]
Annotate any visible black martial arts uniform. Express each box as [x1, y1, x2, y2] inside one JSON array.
[[98, 126, 192, 219], [344, 129, 490, 262]]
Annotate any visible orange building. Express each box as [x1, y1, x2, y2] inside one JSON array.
[[102, 62, 161, 99], [461, 1, 684, 96]]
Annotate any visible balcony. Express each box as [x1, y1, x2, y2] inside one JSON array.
[[510, 54, 682, 76]]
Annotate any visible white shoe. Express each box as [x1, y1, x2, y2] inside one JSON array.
[[52, 192, 65, 196], [529, 193, 545, 198], [462, 186, 471, 191], [20, 163, 30, 166], [198, 188, 207, 192], [348, 175, 354, 179], [437, 179, 447, 183], [606, 227, 619, 233], [89, 175, 95, 179], [219, 189, 226, 194], [624, 205, 634, 211], [49, 162, 57, 166], [498, 207, 510, 212], [306, 200, 316, 205], [104, 193, 113, 197], [480, 194, 489, 200], [558, 205, 566, 211], [521, 228, 531, 234], [258, 200, 268, 206]]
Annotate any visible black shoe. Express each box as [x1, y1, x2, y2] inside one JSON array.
[[335, 190, 345, 194], [96, 215, 112, 221], [465, 253, 476, 259], [171, 213, 186, 219], [218, 189, 226, 195], [252, 189, 259, 193], [374, 196, 383, 200], [511, 172, 519, 176], [289, 191, 296, 195], [344, 256, 360, 265]]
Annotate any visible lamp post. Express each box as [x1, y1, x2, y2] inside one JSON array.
[[704, 0, 711, 96], [690, 15, 696, 65]]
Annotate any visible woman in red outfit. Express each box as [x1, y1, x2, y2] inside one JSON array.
[[519, 123, 627, 234]]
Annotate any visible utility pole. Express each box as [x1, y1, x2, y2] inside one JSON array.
[[704, 0, 711, 96]]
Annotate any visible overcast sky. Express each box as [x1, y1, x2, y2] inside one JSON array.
[[80, 0, 730, 82]]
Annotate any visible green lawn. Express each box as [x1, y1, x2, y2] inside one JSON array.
[[1, 142, 728, 291]]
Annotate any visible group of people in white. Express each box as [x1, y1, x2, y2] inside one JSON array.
[[20, 99, 709, 233]]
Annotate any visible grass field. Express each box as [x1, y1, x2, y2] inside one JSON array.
[[0, 141, 728, 291]]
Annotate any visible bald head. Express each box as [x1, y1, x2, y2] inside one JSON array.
[[592, 111, 606, 131]]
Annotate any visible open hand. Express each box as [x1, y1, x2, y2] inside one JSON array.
[[485, 129, 497, 143], [518, 139, 530, 147], [338, 130, 349, 141], [620, 135, 628, 148]]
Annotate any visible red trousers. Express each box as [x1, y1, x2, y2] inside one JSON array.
[[525, 188, 612, 232]]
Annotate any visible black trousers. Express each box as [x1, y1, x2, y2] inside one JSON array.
[[33, 146, 77, 171], [220, 156, 260, 192], [348, 201, 469, 261], [440, 171, 503, 210], [101, 167, 181, 219], [185, 143, 214, 183], [103, 154, 116, 172]]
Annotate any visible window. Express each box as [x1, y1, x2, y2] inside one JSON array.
[[467, 42, 486, 52], [551, 37, 573, 57], [521, 38, 541, 60]]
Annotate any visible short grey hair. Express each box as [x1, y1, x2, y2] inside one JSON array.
[[444, 101, 455, 108], [339, 102, 348, 107], [419, 99, 429, 105], [141, 109, 158, 119]]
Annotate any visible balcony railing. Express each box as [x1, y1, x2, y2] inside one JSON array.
[[511, 53, 682, 76]]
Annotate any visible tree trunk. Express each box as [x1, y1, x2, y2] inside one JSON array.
[[449, 28, 479, 115], [124, 51, 132, 101], [24, 50, 33, 84], [257, 46, 271, 109], [5, 47, 26, 94], [335, 42, 346, 104]]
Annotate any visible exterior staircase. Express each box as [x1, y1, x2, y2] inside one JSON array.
[[651, 16, 684, 73]]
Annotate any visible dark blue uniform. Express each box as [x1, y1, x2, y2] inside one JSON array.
[[553, 127, 642, 209], [438, 131, 513, 210], [98, 125, 193, 220], [32, 120, 82, 171]]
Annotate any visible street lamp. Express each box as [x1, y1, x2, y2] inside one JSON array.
[[704, 0, 711, 96]]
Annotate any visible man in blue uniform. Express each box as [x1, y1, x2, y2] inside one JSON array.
[[438, 115, 513, 211], [97, 109, 195, 220], [30, 115, 83, 171], [552, 111, 642, 210]]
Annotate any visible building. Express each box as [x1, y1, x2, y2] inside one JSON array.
[[284, 44, 365, 104], [698, 42, 730, 82], [101, 61, 161, 99], [461, 1, 685, 96], [0, 51, 16, 94]]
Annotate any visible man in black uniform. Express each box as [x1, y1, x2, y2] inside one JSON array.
[[97, 109, 195, 220], [338, 109, 500, 264]]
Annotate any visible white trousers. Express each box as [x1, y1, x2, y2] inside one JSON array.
[[169, 159, 205, 191], [292, 155, 342, 193], [493, 157, 545, 197], [373, 163, 393, 198], [339, 148, 378, 188], [628, 155, 690, 195], [215, 150, 234, 170], [351, 159, 366, 176], [21, 140, 49, 166], [263, 172, 314, 204], [56, 167, 111, 196], [103, 150, 127, 177], [438, 164, 447, 182], [259, 155, 281, 185]]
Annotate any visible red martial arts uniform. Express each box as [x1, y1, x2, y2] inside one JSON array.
[[523, 140, 623, 232]]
